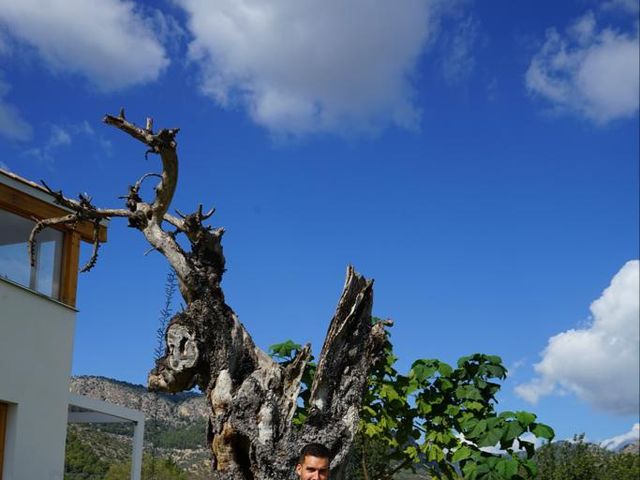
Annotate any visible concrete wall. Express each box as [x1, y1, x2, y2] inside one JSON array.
[[0, 279, 76, 480]]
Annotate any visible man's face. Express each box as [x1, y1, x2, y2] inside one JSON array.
[[296, 455, 330, 480]]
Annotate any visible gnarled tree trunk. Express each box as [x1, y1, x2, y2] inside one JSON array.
[[30, 111, 388, 479]]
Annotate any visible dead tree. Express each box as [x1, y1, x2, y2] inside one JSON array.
[[29, 111, 389, 479]]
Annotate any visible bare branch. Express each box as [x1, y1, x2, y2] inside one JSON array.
[[41, 180, 132, 218], [307, 266, 378, 421], [103, 113, 179, 221], [103, 113, 161, 147], [80, 222, 101, 273], [134, 172, 162, 191], [196, 204, 215, 221], [163, 213, 184, 230], [29, 181, 132, 271], [28, 214, 77, 267]]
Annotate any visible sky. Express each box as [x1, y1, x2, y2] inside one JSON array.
[[0, 0, 638, 448]]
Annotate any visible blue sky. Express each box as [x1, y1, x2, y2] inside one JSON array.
[[1, 0, 638, 448]]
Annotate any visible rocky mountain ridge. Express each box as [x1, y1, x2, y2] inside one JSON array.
[[70, 375, 208, 425]]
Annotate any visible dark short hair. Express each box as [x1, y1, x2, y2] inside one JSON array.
[[298, 443, 331, 464]]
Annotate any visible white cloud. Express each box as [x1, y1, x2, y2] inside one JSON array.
[[600, 423, 640, 451], [440, 15, 478, 85], [516, 260, 640, 415], [526, 11, 639, 124], [177, 0, 444, 135], [0, 31, 9, 56], [0, 75, 32, 141], [23, 122, 98, 166], [0, 0, 169, 91], [48, 125, 71, 148], [601, 0, 640, 15]]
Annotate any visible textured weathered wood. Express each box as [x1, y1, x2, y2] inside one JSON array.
[[32, 112, 388, 479]]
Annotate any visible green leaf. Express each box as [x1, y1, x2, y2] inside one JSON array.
[[502, 421, 525, 443], [515, 411, 536, 427], [467, 419, 487, 439], [532, 423, 555, 440], [452, 445, 473, 462], [464, 401, 485, 412], [426, 444, 445, 462], [362, 405, 377, 417], [268, 339, 302, 360], [486, 355, 502, 364], [477, 426, 504, 447], [463, 461, 484, 480], [522, 458, 538, 477], [457, 355, 472, 368], [445, 404, 461, 416], [484, 364, 507, 379], [438, 362, 454, 376], [495, 458, 519, 479], [364, 423, 382, 437], [380, 384, 402, 402], [410, 359, 437, 382], [438, 378, 454, 391], [461, 416, 479, 432], [416, 400, 433, 415], [475, 378, 488, 389], [455, 385, 482, 400], [404, 445, 420, 461]]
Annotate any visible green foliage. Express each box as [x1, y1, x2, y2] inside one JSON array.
[[355, 339, 553, 480], [104, 455, 187, 480], [269, 339, 303, 361], [268, 339, 316, 426], [64, 428, 110, 479], [93, 419, 206, 450], [271, 322, 554, 480], [155, 268, 178, 360], [535, 434, 640, 480], [64, 420, 208, 478], [145, 419, 207, 449]]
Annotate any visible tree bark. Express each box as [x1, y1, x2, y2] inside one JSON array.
[[30, 111, 388, 479]]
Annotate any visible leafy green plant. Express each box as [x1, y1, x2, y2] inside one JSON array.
[[270, 323, 554, 480]]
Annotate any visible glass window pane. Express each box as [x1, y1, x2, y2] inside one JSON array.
[[35, 230, 63, 298], [0, 209, 63, 298]]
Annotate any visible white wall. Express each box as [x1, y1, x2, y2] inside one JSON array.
[[0, 279, 76, 480]]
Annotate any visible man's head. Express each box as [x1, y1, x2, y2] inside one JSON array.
[[296, 443, 331, 480]]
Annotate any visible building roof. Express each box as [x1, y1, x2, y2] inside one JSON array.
[[0, 167, 108, 243]]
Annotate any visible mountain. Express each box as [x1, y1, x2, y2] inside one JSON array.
[[68, 376, 211, 477], [70, 375, 208, 425], [621, 442, 640, 455]]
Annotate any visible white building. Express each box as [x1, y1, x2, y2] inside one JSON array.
[[0, 169, 143, 480]]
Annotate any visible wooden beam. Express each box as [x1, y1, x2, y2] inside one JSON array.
[[60, 231, 81, 307], [0, 183, 107, 243]]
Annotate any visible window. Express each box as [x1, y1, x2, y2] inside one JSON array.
[[0, 209, 63, 298]]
